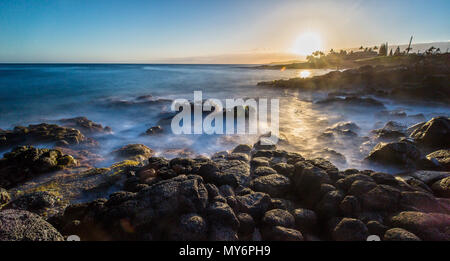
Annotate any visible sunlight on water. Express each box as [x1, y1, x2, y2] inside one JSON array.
[[298, 70, 311, 78]]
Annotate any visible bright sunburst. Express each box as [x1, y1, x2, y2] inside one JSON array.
[[291, 32, 323, 56]]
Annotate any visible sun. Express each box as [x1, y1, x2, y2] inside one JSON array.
[[291, 32, 323, 56]]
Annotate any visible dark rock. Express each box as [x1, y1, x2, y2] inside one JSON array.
[[270, 198, 295, 212], [315, 190, 344, 219], [326, 121, 360, 133], [236, 192, 272, 220], [0, 209, 64, 241], [399, 191, 443, 213], [0, 123, 92, 149], [361, 185, 401, 211], [292, 208, 317, 233], [262, 209, 295, 228], [111, 144, 153, 162], [427, 149, 450, 170], [266, 226, 304, 241], [253, 166, 277, 177], [365, 141, 431, 170], [292, 161, 331, 207], [407, 170, 450, 185], [4, 191, 64, 218], [410, 116, 450, 149], [332, 218, 369, 241], [370, 172, 399, 186], [272, 163, 294, 177], [0, 146, 76, 189], [209, 225, 238, 241], [219, 185, 235, 197], [170, 213, 207, 241], [59, 116, 111, 136], [366, 220, 388, 236], [237, 213, 255, 236], [348, 180, 377, 197], [390, 211, 450, 241], [145, 125, 163, 135], [205, 183, 220, 199], [431, 177, 450, 198], [207, 201, 239, 229], [250, 157, 270, 168], [384, 228, 421, 241], [340, 195, 361, 217], [232, 144, 252, 154], [338, 174, 374, 192], [250, 174, 291, 198], [227, 153, 249, 162]]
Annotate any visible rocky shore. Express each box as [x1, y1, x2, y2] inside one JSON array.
[[0, 115, 449, 241], [257, 55, 450, 104]]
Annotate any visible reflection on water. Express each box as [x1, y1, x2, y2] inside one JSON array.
[[299, 70, 311, 78]]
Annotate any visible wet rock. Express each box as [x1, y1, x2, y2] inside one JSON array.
[[250, 157, 270, 168], [366, 220, 388, 236], [111, 144, 153, 162], [431, 177, 450, 198], [292, 161, 331, 207], [369, 172, 399, 186], [383, 228, 421, 241], [235, 192, 271, 220], [250, 174, 291, 198], [292, 208, 317, 233], [59, 116, 112, 135], [407, 170, 450, 185], [170, 213, 207, 241], [209, 225, 238, 241], [340, 195, 361, 217], [348, 180, 377, 197], [410, 116, 450, 149], [253, 140, 276, 151], [227, 153, 249, 162], [372, 129, 405, 142], [237, 213, 255, 236], [207, 201, 239, 229], [399, 191, 443, 213], [272, 163, 294, 177], [0, 209, 64, 241], [314, 149, 347, 165], [365, 141, 431, 170], [332, 218, 369, 241], [337, 173, 374, 192], [361, 185, 401, 211], [200, 159, 250, 187], [266, 226, 304, 241], [390, 211, 450, 241], [326, 121, 360, 133], [232, 144, 252, 154], [427, 149, 450, 170], [253, 166, 277, 177], [145, 125, 163, 135], [0, 146, 77, 189], [315, 190, 344, 219], [219, 185, 235, 197], [262, 209, 295, 228], [4, 191, 64, 218], [0, 188, 10, 205]]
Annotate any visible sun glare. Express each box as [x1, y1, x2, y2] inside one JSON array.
[[299, 70, 311, 78], [291, 32, 323, 56]]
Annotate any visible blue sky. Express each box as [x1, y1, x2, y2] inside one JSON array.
[[0, 0, 449, 63]]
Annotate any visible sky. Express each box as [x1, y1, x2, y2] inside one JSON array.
[[0, 0, 449, 63]]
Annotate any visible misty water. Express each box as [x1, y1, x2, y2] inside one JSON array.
[[0, 64, 449, 173]]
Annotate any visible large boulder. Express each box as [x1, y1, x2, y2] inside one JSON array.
[[365, 141, 432, 170], [169, 213, 207, 241], [250, 174, 291, 198], [235, 192, 271, 220], [59, 116, 111, 136], [361, 185, 401, 211], [292, 208, 317, 233], [410, 116, 450, 149], [0, 146, 77, 188], [0, 209, 64, 241], [111, 144, 153, 162], [262, 209, 295, 229], [332, 218, 369, 241], [427, 149, 450, 170], [390, 211, 450, 241], [383, 228, 421, 241], [3, 191, 64, 218], [431, 177, 450, 198], [292, 161, 331, 207]]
